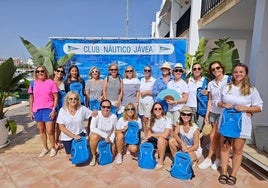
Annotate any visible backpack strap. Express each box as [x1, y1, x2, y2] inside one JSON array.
[[201, 78, 208, 89]]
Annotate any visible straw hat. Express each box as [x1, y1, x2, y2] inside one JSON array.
[[161, 62, 171, 70], [179, 105, 192, 114], [173, 63, 185, 73]]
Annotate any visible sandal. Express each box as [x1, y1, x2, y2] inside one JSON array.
[[218, 174, 228, 184], [227, 175, 237, 185]]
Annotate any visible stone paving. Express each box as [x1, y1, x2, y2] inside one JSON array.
[[0, 102, 267, 187]]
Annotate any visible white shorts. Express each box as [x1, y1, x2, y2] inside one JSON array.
[[166, 110, 180, 125], [138, 102, 153, 118]]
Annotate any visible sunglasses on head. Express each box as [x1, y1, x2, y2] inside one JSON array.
[[56, 70, 64, 74], [174, 69, 184, 73], [181, 112, 191, 116], [110, 69, 118, 71], [144, 69, 151, 72], [125, 107, 134, 111], [154, 107, 162, 111], [101, 105, 111, 109], [192, 67, 201, 71], [36, 70, 45, 73], [211, 66, 221, 72], [68, 97, 77, 101]]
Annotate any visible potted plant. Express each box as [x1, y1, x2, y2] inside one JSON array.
[[0, 58, 25, 147]]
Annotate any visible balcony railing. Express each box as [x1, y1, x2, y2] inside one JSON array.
[[201, 0, 223, 17]]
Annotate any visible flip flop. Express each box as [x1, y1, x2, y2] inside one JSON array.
[[227, 175, 237, 185], [218, 174, 228, 184]]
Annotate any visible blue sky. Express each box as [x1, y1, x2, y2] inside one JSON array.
[[0, 0, 161, 60]]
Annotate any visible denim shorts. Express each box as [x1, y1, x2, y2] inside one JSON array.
[[209, 112, 220, 123], [34, 108, 53, 122]]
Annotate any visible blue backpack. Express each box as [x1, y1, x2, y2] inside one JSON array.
[[71, 137, 90, 165], [57, 90, 66, 111], [124, 121, 140, 145], [97, 140, 113, 166], [89, 98, 100, 110], [170, 151, 194, 180], [196, 78, 208, 117], [220, 108, 242, 138], [69, 82, 84, 104], [138, 142, 156, 169]]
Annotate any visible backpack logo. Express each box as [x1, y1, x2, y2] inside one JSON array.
[[97, 140, 113, 166], [138, 142, 156, 169], [170, 151, 194, 180], [71, 137, 90, 165], [124, 121, 140, 145]]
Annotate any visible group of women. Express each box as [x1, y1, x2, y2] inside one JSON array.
[[28, 61, 263, 185]]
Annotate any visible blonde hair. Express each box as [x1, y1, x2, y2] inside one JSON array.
[[88, 66, 100, 79], [122, 103, 138, 121], [124, 65, 137, 78], [63, 91, 81, 109], [34, 65, 49, 80]]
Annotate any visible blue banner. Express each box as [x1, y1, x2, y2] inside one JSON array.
[[51, 38, 187, 81]]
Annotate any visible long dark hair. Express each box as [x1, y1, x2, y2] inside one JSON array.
[[149, 102, 165, 129], [66, 65, 83, 83]]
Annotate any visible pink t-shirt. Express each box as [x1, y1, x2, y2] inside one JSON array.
[[28, 79, 58, 112]]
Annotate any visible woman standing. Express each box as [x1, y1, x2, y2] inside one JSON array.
[[89, 99, 117, 166], [53, 66, 66, 150], [56, 91, 93, 160], [198, 61, 230, 170], [217, 63, 263, 185], [139, 65, 156, 137], [166, 63, 189, 129], [28, 65, 58, 157], [169, 105, 202, 163], [146, 102, 172, 169], [152, 62, 172, 101], [186, 63, 208, 129], [85, 66, 103, 109], [120, 65, 140, 114], [64, 65, 86, 105], [103, 63, 123, 114], [115, 103, 142, 164]]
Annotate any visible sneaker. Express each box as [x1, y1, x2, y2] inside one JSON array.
[[49, 148, 57, 157], [90, 155, 96, 166], [198, 158, 212, 169], [116, 154, 123, 164], [211, 158, 221, 170], [39, 148, 50, 158]]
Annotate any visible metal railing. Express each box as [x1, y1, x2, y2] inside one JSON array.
[[201, 0, 223, 17]]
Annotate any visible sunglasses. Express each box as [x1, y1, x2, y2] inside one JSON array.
[[68, 98, 78, 101], [125, 108, 134, 111], [174, 69, 184, 73], [92, 70, 99, 74], [110, 69, 118, 71], [126, 70, 133, 73], [181, 112, 191, 116], [154, 108, 162, 111], [56, 70, 64, 74], [211, 66, 221, 72], [101, 105, 111, 109], [192, 67, 201, 71], [144, 69, 151, 72], [36, 70, 45, 74]]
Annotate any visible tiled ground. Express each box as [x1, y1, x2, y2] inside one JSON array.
[[0, 102, 267, 188]]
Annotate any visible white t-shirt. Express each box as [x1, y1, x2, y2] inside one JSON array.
[[217, 84, 263, 138], [207, 75, 229, 114], [151, 116, 172, 134], [90, 111, 117, 142], [57, 106, 92, 141], [167, 79, 189, 111], [139, 76, 156, 103], [186, 77, 206, 108], [116, 117, 142, 130]]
